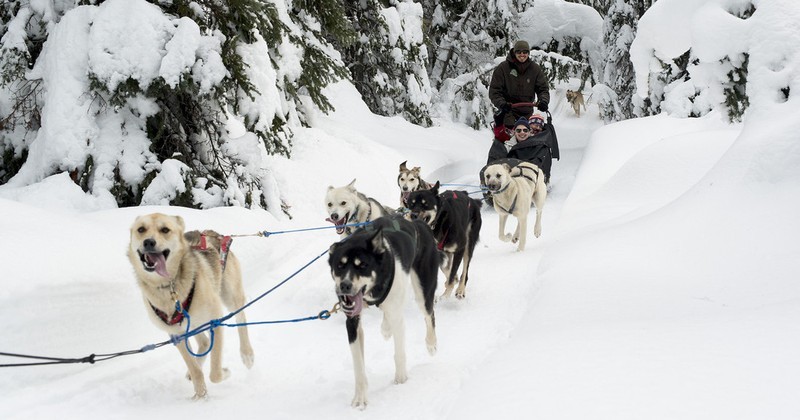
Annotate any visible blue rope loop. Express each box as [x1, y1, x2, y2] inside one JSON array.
[[1, 221, 372, 368]]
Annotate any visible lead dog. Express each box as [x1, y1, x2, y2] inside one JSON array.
[[566, 89, 587, 117], [397, 160, 432, 207], [483, 162, 547, 251], [128, 213, 254, 399], [329, 215, 441, 409], [405, 181, 482, 299], [326, 179, 394, 237]]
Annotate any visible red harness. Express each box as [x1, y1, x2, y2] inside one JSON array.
[[192, 234, 233, 270], [150, 282, 196, 326]]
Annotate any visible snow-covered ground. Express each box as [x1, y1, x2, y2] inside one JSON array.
[[3, 77, 799, 419]]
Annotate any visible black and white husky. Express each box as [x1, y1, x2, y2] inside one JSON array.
[[405, 181, 482, 300], [328, 215, 441, 409], [325, 179, 394, 237]]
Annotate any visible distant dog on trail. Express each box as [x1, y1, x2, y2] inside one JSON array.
[[566, 89, 587, 117], [328, 215, 441, 409], [325, 179, 394, 237], [128, 213, 254, 400], [406, 182, 482, 300], [397, 160, 432, 207], [483, 161, 547, 251]]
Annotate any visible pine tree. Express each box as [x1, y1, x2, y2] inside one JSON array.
[[0, 0, 351, 215], [598, 0, 653, 122], [424, 0, 518, 129], [332, 0, 433, 126]]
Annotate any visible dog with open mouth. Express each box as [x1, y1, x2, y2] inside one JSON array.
[[405, 181, 482, 300], [483, 161, 547, 251], [325, 179, 394, 237], [127, 213, 254, 400], [328, 215, 441, 409], [397, 160, 432, 208]]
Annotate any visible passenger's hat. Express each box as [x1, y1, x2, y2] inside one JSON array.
[[514, 117, 530, 129], [513, 40, 530, 52]]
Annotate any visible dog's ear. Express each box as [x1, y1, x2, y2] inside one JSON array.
[[502, 163, 512, 173], [368, 229, 387, 253], [399, 161, 408, 171], [412, 166, 421, 174], [431, 181, 440, 194], [327, 185, 334, 191], [347, 179, 357, 190], [173, 215, 185, 231]]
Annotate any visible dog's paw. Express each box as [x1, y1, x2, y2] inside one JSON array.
[[241, 349, 255, 369], [191, 388, 208, 401], [534, 228, 542, 238], [456, 290, 466, 299], [394, 371, 408, 384], [500, 233, 512, 242], [426, 340, 437, 356], [512, 235, 519, 244], [351, 394, 368, 410], [209, 368, 230, 383]]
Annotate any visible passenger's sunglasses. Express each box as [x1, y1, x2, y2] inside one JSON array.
[[515, 128, 530, 133], [515, 50, 530, 54]]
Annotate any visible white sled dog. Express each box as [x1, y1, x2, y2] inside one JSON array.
[[482, 162, 547, 251], [128, 213, 254, 400], [325, 179, 394, 237]]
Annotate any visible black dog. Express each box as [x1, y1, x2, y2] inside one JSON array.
[[328, 215, 441, 409], [405, 181, 482, 300]]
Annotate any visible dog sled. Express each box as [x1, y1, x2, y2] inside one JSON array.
[[480, 103, 560, 206]]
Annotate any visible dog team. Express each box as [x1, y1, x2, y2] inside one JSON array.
[[127, 158, 547, 407]]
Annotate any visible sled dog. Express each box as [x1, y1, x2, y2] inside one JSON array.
[[325, 179, 394, 237], [128, 213, 254, 399], [405, 182, 482, 299], [328, 215, 441, 409], [566, 89, 587, 117], [397, 160, 433, 207], [483, 162, 547, 251]]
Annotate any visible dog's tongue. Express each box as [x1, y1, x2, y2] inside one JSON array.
[[344, 291, 364, 318], [146, 253, 170, 278], [325, 217, 346, 234]]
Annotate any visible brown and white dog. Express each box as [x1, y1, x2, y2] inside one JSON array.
[[128, 213, 254, 400], [482, 162, 547, 251], [397, 161, 432, 207], [566, 89, 587, 117]]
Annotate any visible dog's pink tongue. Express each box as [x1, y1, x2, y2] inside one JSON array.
[[150, 253, 170, 278], [345, 291, 364, 318]]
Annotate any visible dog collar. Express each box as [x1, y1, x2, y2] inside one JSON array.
[[150, 281, 196, 326]]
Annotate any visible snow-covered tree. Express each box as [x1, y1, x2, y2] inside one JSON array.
[[595, 0, 654, 122], [425, 0, 518, 129], [631, 0, 755, 122], [0, 0, 350, 216], [331, 0, 432, 126]]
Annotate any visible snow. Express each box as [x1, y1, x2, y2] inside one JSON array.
[[2, 0, 800, 418]]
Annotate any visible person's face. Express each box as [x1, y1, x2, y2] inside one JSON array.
[[514, 125, 530, 141], [515, 49, 529, 62]]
